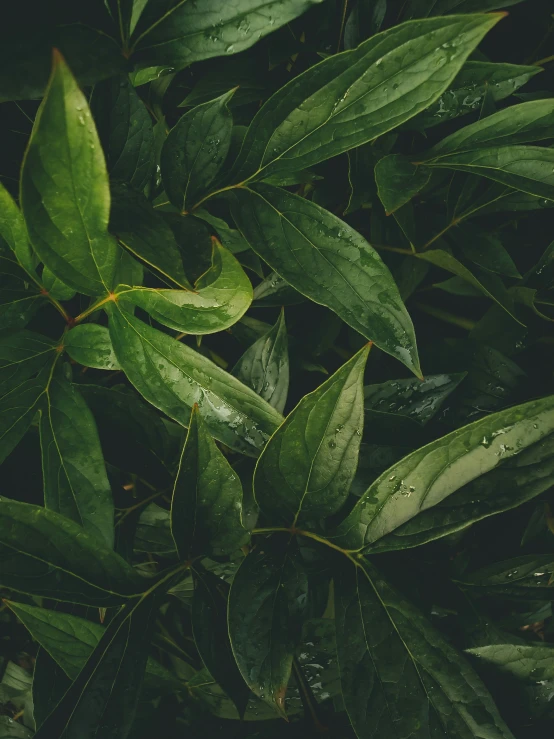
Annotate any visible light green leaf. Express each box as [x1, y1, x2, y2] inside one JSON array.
[[109, 182, 192, 289], [335, 558, 514, 739], [230, 184, 421, 376], [0, 181, 35, 274], [408, 61, 541, 130], [228, 538, 308, 717], [232, 310, 289, 414], [375, 154, 431, 213], [118, 242, 252, 334], [161, 91, 234, 212], [254, 345, 369, 528], [20, 51, 118, 296], [466, 643, 554, 686], [170, 406, 248, 559], [131, 0, 324, 69], [91, 74, 155, 192], [39, 374, 114, 547], [42, 267, 76, 300], [230, 14, 502, 182], [0, 498, 148, 605], [64, 324, 121, 370], [333, 394, 554, 551], [108, 306, 283, 456]]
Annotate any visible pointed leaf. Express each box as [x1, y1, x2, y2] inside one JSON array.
[[161, 91, 234, 212], [232, 310, 289, 413], [231, 14, 502, 182], [40, 375, 114, 547], [334, 394, 554, 551], [108, 306, 283, 456], [20, 51, 118, 296], [118, 242, 252, 333], [254, 346, 369, 528], [0, 331, 57, 389], [0, 181, 35, 274], [0, 499, 147, 605], [335, 558, 514, 739], [459, 555, 554, 600], [64, 324, 121, 370], [231, 184, 421, 376], [228, 538, 308, 716], [375, 155, 431, 214], [466, 643, 554, 685], [0, 377, 48, 465], [171, 406, 248, 559]]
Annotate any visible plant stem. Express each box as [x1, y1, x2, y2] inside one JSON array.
[[413, 301, 475, 331]]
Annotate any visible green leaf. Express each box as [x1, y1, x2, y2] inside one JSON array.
[[118, 242, 253, 334], [0, 717, 33, 738], [449, 223, 521, 279], [39, 374, 114, 547], [42, 267, 76, 301], [459, 555, 554, 600], [369, 432, 554, 552], [405, 0, 523, 17], [335, 557, 514, 739], [232, 310, 289, 414], [254, 345, 369, 527], [0, 278, 43, 332], [33, 648, 70, 730], [466, 643, 554, 685], [135, 503, 175, 555], [424, 145, 554, 202], [194, 208, 250, 254], [408, 61, 541, 130], [91, 74, 155, 192], [161, 91, 234, 212], [7, 601, 179, 697], [192, 568, 251, 716], [334, 394, 554, 551], [170, 405, 248, 559], [0, 377, 48, 466], [230, 184, 421, 376], [252, 272, 305, 307], [20, 51, 118, 296], [228, 537, 308, 716], [0, 181, 35, 274], [32, 592, 159, 739], [0, 499, 147, 605], [375, 154, 431, 214], [230, 14, 502, 182], [64, 324, 121, 370], [428, 100, 554, 155], [131, 0, 324, 69], [108, 306, 283, 455], [417, 249, 522, 322], [0, 330, 57, 390], [109, 182, 192, 289]]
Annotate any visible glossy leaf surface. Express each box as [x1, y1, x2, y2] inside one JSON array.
[[64, 324, 121, 370]]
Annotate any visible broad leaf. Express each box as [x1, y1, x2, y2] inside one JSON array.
[[0, 181, 35, 273], [40, 374, 114, 547], [0, 277, 43, 332], [192, 568, 250, 716], [230, 184, 421, 376], [459, 555, 554, 600], [110, 183, 191, 288], [466, 643, 554, 685], [108, 306, 283, 455], [135, 504, 175, 555], [20, 51, 118, 296], [0, 376, 48, 465], [335, 558, 514, 739], [0, 330, 56, 389], [0, 499, 147, 605], [375, 154, 431, 213], [254, 345, 369, 527], [33, 648, 70, 730], [252, 272, 304, 307], [92, 74, 155, 192], [194, 208, 250, 255], [228, 537, 308, 716], [118, 242, 253, 333], [232, 310, 289, 413], [131, 0, 324, 69], [334, 394, 554, 550], [230, 14, 502, 182], [449, 223, 521, 279], [170, 405, 248, 559], [64, 324, 121, 370], [161, 91, 234, 212], [42, 267, 76, 300]]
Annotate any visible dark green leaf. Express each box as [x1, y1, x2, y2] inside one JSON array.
[[20, 51, 118, 296], [118, 242, 253, 333], [0, 717, 33, 738], [108, 305, 283, 456], [335, 557, 514, 739], [33, 648, 70, 729], [42, 267, 76, 300], [0, 376, 48, 465], [0, 182, 35, 274], [375, 155, 431, 214], [171, 405, 248, 559], [64, 324, 121, 370], [135, 504, 175, 555], [231, 14, 502, 182], [466, 643, 554, 685], [459, 555, 554, 600], [109, 182, 192, 288], [232, 310, 289, 413], [450, 223, 521, 279], [192, 568, 251, 716], [131, 0, 324, 69], [334, 394, 554, 551], [161, 91, 234, 212], [228, 538, 308, 716], [92, 74, 155, 192], [39, 374, 114, 547], [194, 209, 250, 254], [230, 184, 421, 376], [254, 345, 369, 527], [0, 498, 148, 605], [252, 272, 305, 307], [0, 330, 56, 389]]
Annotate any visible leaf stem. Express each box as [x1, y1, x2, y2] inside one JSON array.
[[252, 526, 357, 559], [73, 294, 117, 324]]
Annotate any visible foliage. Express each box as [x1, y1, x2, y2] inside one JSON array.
[[1, 1, 554, 737]]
